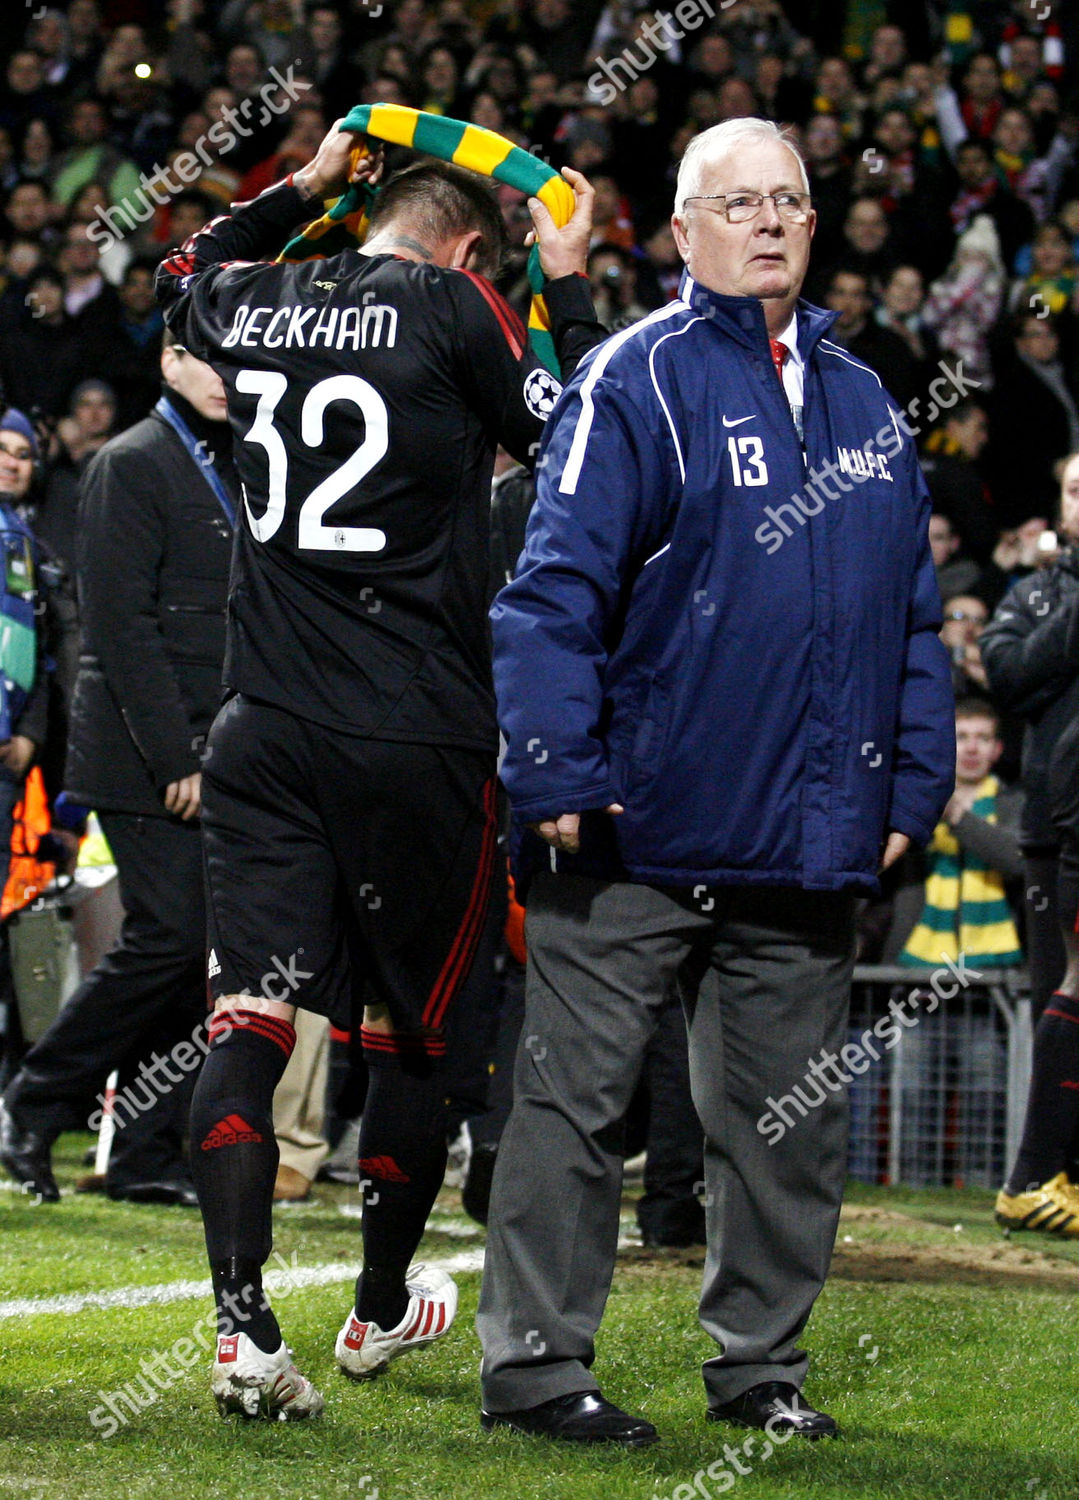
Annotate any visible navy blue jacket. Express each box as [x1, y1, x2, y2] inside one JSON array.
[[491, 274, 955, 894]]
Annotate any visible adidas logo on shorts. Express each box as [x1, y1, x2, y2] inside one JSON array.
[[208, 948, 221, 978], [201, 1114, 264, 1150]]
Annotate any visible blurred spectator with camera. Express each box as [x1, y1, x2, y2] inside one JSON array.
[[941, 592, 990, 697], [587, 241, 650, 329], [0, 264, 94, 421]]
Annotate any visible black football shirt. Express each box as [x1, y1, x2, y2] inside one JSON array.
[[156, 177, 601, 750]]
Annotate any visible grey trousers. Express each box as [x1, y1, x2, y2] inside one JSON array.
[[476, 872, 856, 1411]]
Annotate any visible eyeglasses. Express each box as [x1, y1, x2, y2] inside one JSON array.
[[683, 191, 813, 224], [945, 610, 986, 625]]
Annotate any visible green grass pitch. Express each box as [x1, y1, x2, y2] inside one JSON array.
[[1, 1136, 1078, 1500]]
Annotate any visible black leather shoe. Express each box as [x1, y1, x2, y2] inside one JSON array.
[[708, 1381, 838, 1439], [481, 1390, 658, 1447], [0, 1099, 59, 1203], [640, 1218, 707, 1249], [106, 1179, 199, 1207]]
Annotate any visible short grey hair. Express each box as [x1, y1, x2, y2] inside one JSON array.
[[674, 118, 810, 217]]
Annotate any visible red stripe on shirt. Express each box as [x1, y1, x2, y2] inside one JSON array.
[[455, 269, 526, 360]]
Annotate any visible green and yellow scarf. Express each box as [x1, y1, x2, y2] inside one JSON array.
[[279, 103, 575, 373], [899, 775, 1022, 968]]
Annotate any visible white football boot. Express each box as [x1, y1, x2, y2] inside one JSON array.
[[211, 1332, 324, 1420], [335, 1264, 458, 1380]]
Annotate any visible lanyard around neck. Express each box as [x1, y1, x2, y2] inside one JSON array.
[[154, 395, 235, 530]]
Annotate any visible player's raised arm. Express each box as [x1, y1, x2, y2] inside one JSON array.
[[526, 165, 593, 282], [154, 120, 383, 340], [527, 166, 607, 382], [445, 176, 604, 469]]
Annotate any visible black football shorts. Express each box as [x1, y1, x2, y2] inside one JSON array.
[[200, 694, 496, 1061]]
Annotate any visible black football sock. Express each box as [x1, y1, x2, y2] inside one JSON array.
[[189, 1008, 296, 1354], [354, 1050, 449, 1331], [211, 1257, 279, 1354], [1006, 992, 1079, 1192]]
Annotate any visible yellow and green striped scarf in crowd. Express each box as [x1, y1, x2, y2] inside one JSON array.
[[279, 104, 575, 374], [899, 775, 1022, 969]]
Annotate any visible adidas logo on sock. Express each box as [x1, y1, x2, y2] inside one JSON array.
[[358, 1155, 410, 1183], [217, 1335, 239, 1362], [207, 948, 221, 978], [201, 1113, 264, 1150]]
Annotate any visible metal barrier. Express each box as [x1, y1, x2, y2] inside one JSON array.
[[847, 965, 1032, 1189]]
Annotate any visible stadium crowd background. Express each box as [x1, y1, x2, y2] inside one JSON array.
[[0, 0, 1078, 974], [0, 1, 1077, 618]]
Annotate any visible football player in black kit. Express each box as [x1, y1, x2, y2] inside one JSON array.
[[156, 120, 603, 1419]]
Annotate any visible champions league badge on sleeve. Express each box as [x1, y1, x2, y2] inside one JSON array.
[[523, 368, 562, 421]]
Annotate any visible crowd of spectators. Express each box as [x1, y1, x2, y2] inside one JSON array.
[[0, 3, 1072, 576], [0, 0, 1078, 968]]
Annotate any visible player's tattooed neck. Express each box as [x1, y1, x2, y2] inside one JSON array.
[[388, 235, 434, 261]]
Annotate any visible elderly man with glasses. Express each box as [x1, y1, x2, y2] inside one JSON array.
[[476, 118, 954, 1448]]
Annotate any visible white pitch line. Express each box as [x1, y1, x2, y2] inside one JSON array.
[[0, 1213, 646, 1322], [0, 1249, 487, 1322]]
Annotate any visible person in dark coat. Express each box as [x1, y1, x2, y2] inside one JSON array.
[[0, 338, 235, 1206], [804, 114, 852, 276], [0, 265, 95, 422], [980, 452, 1079, 1027], [921, 400, 998, 566], [991, 452, 1079, 1236], [107, 258, 168, 431], [824, 266, 924, 412], [949, 138, 1035, 275], [989, 313, 1079, 527]]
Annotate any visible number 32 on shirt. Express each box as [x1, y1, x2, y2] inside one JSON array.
[[237, 369, 388, 552]]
